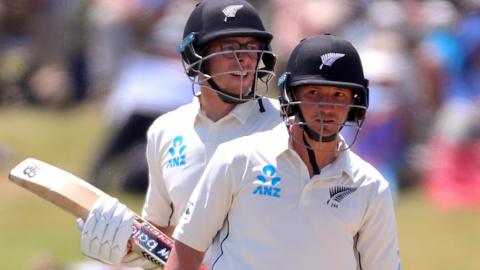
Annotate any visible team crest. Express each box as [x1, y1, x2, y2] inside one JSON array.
[[222, 4, 244, 22], [327, 186, 357, 208], [319, 53, 345, 70]]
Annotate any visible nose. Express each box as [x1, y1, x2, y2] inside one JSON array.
[[235, 51, 248, 61], [313, 94, 335, 106], [317, 101, 338, 117], [235, 51, 256, 62], [233, 52, 256, 70]]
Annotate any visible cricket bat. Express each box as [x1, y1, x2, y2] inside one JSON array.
[[8, 158, 173, 267]]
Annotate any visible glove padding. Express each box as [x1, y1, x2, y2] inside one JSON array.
[[78, 197, 135, 265]]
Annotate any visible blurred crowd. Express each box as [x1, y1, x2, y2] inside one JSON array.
[[1, 0, 479, 209]]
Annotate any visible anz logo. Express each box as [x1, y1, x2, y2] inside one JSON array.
[[166, 136, 187, 169], [252, 165, 282, 198]]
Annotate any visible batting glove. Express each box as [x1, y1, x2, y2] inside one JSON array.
[[77, 197, 135, 265]]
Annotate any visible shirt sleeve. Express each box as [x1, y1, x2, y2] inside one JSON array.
[[141, 123, 174, 227], [173, 146, 236, 252], [357, 180, 401, 270]]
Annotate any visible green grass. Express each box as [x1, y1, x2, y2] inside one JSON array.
[[397, 191, 480, 269], [1, 103, 480, 269], [0, 103, 136, 269]]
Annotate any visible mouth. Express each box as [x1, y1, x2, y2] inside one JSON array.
[[309, 119, 339, 133], [231, 71, 249, 78], [314, 118, 336, 124]]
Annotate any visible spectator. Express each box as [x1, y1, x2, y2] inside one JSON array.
[[89, 0, 194, 193], [422, 12, 480, 208]]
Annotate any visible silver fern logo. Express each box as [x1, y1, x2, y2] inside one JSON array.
[[319, 53, 345, 70], [327, 186, 357, 208], [222, 4, 244, 22]]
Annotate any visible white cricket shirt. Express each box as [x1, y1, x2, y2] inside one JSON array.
[[142, 97, 282, 227], [174, 124, 401, 270]]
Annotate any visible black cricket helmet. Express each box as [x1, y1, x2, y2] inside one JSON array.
[[177, 0, 276, 103], [278, 34, 369, 121], [278, 34, 369, 149]]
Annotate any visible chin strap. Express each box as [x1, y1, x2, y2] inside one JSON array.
[[258, 99, 265, 112], [206, 76, 266, 113], [206, 77, 250, 104], [302, 132, 321, 176]]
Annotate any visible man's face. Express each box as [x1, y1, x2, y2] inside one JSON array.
[[294, 85, 353, 138], [204, 36, 264, 96]]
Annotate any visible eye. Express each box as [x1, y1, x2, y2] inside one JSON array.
[[333, 90, 352, 103], [220, 41, 240, 51], [246, 41, 263, 50], [309, 90, 320, 96]]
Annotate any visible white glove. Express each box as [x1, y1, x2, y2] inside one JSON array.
[[77, 197, 135, 265]]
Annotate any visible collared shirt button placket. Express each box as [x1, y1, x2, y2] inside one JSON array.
[[205, 121, 222, 159], [299, 173, 314, 207], [299, 186, 311, 206]]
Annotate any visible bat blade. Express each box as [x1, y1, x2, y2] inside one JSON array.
[[9, 158, 107, 219], [8, 158, 173, 266]]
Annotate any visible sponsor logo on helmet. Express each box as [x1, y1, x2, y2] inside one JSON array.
[[252, 165, 282, 198], [277, 72, 287, 87], [222, 4, 244, 22], [319, 53, 345, 70], [177, 32, 196, 53]]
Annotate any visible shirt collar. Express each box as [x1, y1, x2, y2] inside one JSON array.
[[229, 100, 257, 125], [269, 124, 293, 157], [319, 145, 355, 181], [194, 98, 257, 125], [277, 131, 355, 181]]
